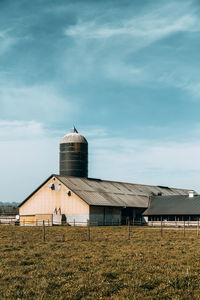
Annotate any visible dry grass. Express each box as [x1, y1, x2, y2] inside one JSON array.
[[1, 225, 200, 299]]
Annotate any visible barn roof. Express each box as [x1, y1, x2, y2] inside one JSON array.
[[19, 174, 194, 208], [143, 195, 200, 216], [57, 175, 192, 208]]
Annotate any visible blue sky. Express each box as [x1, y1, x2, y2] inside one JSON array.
[[1, 0, 200, 202]]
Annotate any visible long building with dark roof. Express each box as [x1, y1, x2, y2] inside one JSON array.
[[143, 193, 200, 223]]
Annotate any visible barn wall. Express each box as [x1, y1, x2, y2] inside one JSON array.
[[20, 214, 53, 226], [90, 206, 121, 225], [20, 215, 36, 226], [19, 177, 89, 224], [36, 214, 53, 226]]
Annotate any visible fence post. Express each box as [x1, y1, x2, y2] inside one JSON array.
[[62, 233, 65, 242], [197, 219, 199, 236], [128, 220, 130, 240], [73, 219, 75, 227], [160, 217, 163, 237], [184, 220, 186, 237], [87, 219, 90, 241], [43, 220, 45, 242]]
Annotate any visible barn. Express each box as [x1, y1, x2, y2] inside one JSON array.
[[19, 174, 192, 226], [18, 127, 194, 226]]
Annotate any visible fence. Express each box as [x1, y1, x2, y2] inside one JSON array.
[[0, 215, 19, 225], [148, 220, 200, 227], [1, 219, 200, 242], [10, 219, 146, 227], [2, 218, 200, 228], [0, 219, 133, 242]]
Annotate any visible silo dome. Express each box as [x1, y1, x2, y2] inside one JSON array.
[[59, 127, 88, 177]]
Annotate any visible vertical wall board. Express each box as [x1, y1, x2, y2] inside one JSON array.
[[36, 214, 53, 226], [20, 215, 36, 226]]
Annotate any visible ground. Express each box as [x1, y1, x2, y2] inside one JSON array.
[[1, 225, 200, 299]]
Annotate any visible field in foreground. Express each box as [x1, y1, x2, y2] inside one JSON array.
[[1, 226, 200, 299]]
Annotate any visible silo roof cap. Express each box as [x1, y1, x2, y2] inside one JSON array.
[[60, 126, 88, 144]]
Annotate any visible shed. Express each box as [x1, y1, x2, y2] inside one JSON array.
[[143, 194, 200, 222]]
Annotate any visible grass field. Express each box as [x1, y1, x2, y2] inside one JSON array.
[[1, 225, 200, 299]]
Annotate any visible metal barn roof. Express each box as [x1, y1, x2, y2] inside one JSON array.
[[143, 195, 200, 215], [19, 174, 194, 208], [56, 175, 192, 208]]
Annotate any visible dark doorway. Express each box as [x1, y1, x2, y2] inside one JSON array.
[[121, 207, 133, 225]]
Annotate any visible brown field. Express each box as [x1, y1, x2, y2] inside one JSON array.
[[1, 226, 200, 299]]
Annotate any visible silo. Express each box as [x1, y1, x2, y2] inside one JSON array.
[[59, 127, 88, 177]]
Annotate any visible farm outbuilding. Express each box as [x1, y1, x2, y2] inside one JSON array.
[[143, 193, 200, 226]]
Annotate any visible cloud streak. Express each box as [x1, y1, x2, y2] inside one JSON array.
[[90, 135, 200, 191], [65, 15, 197, 40], [0, 83, 78, 123], [0, 120, 45, 140], [65, 0, 198, 44], [0, 29, 17, 55], [62, 0, 200, 95]]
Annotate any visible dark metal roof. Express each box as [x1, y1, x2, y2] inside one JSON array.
[[56, 175, 192, 208], [19, 174, 195, 208], [143, 195, 200, 216]]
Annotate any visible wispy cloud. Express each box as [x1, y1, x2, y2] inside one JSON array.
[[179, 82, 200, 100], [65, 15, 197, 40], [65, 1, 198, 43], [0, 83, 78, 122], [0, 120, 45, 140], [90, 135, 200, 191], [63, 1, 200, 89], [157, 73, 200, 101], [0, 29, 18, 55]]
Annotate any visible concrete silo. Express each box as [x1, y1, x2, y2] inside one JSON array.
[[59, 127, 88, 177]]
